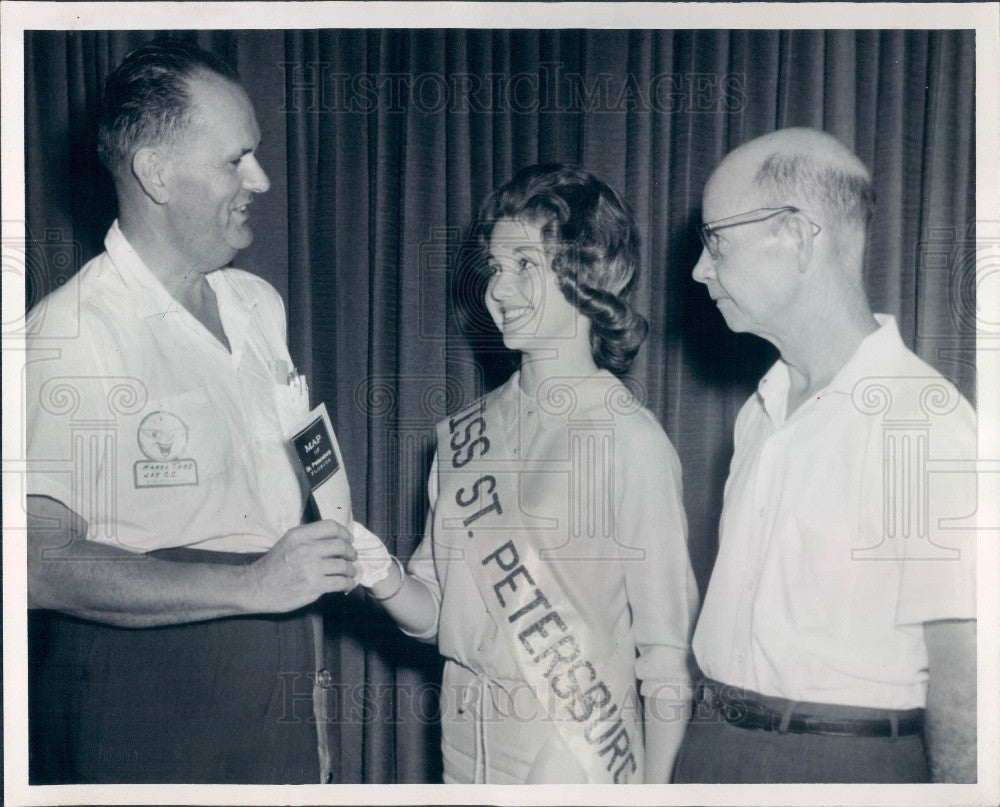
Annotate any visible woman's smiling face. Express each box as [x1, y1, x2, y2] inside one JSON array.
[[485, 217, 585, 354]]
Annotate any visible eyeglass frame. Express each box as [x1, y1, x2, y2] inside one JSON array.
[[698, 206, 822, 260]]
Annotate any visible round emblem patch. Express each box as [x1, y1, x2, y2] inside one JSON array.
[[137, 411, 190, 461]]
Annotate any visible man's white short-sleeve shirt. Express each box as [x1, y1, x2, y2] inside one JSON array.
[[26, 222, 309, 553], [692, 315, 977, 709]]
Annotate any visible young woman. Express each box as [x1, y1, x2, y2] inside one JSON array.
[[355, 164, 698, 784]]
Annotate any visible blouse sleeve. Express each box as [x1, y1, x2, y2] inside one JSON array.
[[618, 412, 699, 699], [399, 452, 443, 642]]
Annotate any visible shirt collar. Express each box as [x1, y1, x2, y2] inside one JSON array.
[[502, 368, 625, 427], [104, 220, 178, 319], [206, 270, 259, 361], [757, 314, 904, 420], [104, 221, 261, 328], [826, 314, 906, 394]]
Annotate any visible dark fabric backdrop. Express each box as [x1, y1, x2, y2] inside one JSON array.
[[24, 29, 976, 783]]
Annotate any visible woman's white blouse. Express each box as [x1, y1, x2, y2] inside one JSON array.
[[404, 370, 699, 700]]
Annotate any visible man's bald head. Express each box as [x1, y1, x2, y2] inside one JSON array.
[[708, 128, 875, 247]]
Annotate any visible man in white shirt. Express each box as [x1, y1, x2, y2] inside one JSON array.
[[673, 128, 976, 783], [27, 41, 357, 783]]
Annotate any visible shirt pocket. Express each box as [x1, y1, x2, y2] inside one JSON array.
[[272, 377, 311, 438]]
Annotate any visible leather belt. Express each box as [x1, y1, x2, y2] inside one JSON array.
[[701, 681, 924, 738]]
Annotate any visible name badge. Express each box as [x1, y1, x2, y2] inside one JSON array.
[[134, 411, 199, 488]]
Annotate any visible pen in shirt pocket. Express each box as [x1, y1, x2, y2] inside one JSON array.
[[288, 368, 308, 406], [272, 359, 289, 384], [271, 359, 308, 400]]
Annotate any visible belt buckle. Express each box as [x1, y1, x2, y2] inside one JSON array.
[[719, 693, 784, 732], [750, 699, 783, 732], [721, 694, 761, 729]]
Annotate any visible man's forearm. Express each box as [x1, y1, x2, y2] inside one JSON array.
[[27, 495, 358, 628], [924, 619, 977, 783], [643, 691, 691, 783], [28, 496, 257, 627], [30, 544, 258, 627]]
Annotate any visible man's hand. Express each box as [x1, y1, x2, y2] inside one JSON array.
[[245, 520, 358, 612]]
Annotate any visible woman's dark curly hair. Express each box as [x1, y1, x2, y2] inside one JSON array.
[[475, 164, 648, 375]]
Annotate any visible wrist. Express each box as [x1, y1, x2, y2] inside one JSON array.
[[232, 558, 265, 615], [368, 556, 404, 601]]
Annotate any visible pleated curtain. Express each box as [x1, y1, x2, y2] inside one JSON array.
[[25, 28, 976, 783]]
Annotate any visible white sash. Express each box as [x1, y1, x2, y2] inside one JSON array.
[[435, 384, 643, 783]]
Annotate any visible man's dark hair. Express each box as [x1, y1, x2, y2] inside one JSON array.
[[97, 40, 239, 181]]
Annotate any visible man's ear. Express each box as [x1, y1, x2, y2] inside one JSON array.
[[785, 211, 815, 272], [131, 146, 172, 205]]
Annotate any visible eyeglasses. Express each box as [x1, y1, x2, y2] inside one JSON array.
[[698, 206, 821, 260]]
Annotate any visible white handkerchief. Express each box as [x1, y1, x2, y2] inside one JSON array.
[[349, 520, 393, 587]]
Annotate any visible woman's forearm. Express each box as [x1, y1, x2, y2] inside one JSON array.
[[368, 558, 439, 638]]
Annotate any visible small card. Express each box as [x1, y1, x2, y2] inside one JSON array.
[[288, 403, 352, 524], [292, 416, 340, 489]]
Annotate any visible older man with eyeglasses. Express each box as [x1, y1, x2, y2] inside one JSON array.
[[673, 128, 977, 783]]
